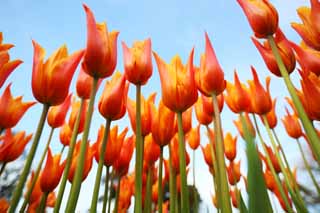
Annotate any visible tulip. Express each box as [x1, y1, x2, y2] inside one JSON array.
[[0, 51, 22, 88], [201, 143, 214, 169], [59, 123, 72, 146], [169, 135, 190, 174], [260, 98, 277, 129], [224, 132, 237, 162], [273, 182, 292, 212], [122, 38, 153, 85], [310, 0, 320, 35], [47, 94, 71, 128], [144, 133, 160, 166], [230, 189, 238, 208], [82, 4, 118, 78], [194, 94, 214, 125], [234, 113, 256, 139], [76, 68, 102, 99], [0, 198, 9, 212], [260, 145, 281, 173], [195, 32, 226, 96], [180, 108, 193, 134], [113, 135, 135, 177], [264, 169, 277, 191], [118, 176, 134, 212], [0, 32, 14, 51], [68, 98, 88, 134], [282, 108, 303, 139], [186, 125, 200, 150], [40, 149, 65, 192], [0, 84, 35, 130], [26, 171, 42, 205], [237, 0, 278, 38]]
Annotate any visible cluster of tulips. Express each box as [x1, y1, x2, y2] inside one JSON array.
[[1, 0, 320, 212]]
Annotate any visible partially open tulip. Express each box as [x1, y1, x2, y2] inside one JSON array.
[[264, 169, 277, 191], [170, 135, 190, 174], [225, 71, 251, 113], [153, 49, 198, 112], [40, 149, 66, 192], [252, 29, 296, 77], [260, 145, 281, 173], [195, 32, 226, 96], [127, 93, 155, 136], [234, 113, 256, 139], [98, 71, 129, 120], [260, 98, 277, 129], [76, 68, 102, 99], [201, 143, 214, 168], [122, 38, 153, 85], [151, 100, 175, 147], [282, 108, 303, 139], [186, 125, 200, 150], [227, 161, 241, 185], [237, 0, 278, 38], [0, 84, 35, 129], [47, 94, 71, 128], [82, 4, 118, 78], [247, 67, 272, 115], [144, 133, 160, 166], [68, 98, 88, 133], [59, 122, 72, 146], [194, 94, 214, 125], [0, 51, 22, 88], [113, 135, 135, 177], [0, 129, 32, 163], [31, 40, 84, 106], [224, 132, 237, 161]]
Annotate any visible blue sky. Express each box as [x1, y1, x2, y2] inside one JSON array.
[[0, 0, 312, 211]]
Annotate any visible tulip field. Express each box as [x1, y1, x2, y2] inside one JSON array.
[[1, 0, 320, 212]]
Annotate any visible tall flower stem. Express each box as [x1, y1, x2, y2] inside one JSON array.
[[20, 127, 55, 212], [169, 144, 177, 213], [212, 94, 232, 213], [66, 78, 99, 212], [0, 163, 6, 177], [297, 139, 320, 196], [134, 84, 143, 213], [176, 111, 189, 213], [158, 146, 164, 213], [267, 35, 320, 162], [192, 149, 198, 212], [102, 166, 110, 213], [144, 165, 153, 213], [9, 104, 50, 213], [107, 170, 114, 213], [37, 191, 49, 213], [113, 176, 121, 213], [53, 99, 84, 213], [90, 118, 111, 212]]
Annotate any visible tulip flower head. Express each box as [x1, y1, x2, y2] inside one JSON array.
[[59, 122, 72, 146], [224, 132, 237, 161], [0, 50, 22, 88], [47, 94, 71, 128], [144, 133, 160, 166], [113, 135, 135, 177], [194, 94, 214, 125], [186, 125, 200, 150], [0, 32, 14, 51], [227, 161, 241, 185], [68, 98, 88, 134], [260, 98, 277, 129], [282, 108, 303, 139], [170, 135, 190, 174], [310, 0, 320, 35], [76, 68, 103, 99]]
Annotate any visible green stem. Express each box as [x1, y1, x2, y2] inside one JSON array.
[[53, 99, 83, 213], [192, 149, 198, 212], [0, 162, 6, 177], [90, 118, 111, 212], [212, 94, 232, 213], [65, 78, 98, 212], [20, 127, 55, 212], [107, 169, 114, 213], [102, 166, 110, 213], [9, 104, 50, 213], [37, 192, 49, 213], [158, 146, 163, 213], [134, 84, 143, 213], [169, 144, 177, 213], [113, 176, 121, 213], [145, 165, 153, 213], [297, 139, 320, 196], [267, 35, 320, 162], [176, 111, 190, 213]]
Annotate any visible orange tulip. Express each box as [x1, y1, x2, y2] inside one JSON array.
[[186, 125, 200, 150], [118, 175, 134, 212], [40, 148, 66, 192], [291, 6, 320, 50], [252, 29, 296, 77], [0, 84, 35, 129], [76, 68, 102, 99], [260, 98, 277, 129], [264, 169, 276, 191], [98, 71, 129, 120], [201, 143, 214, 168], [151, 100, 175, 147], [68, 141, 95, 182], [0, 197, 9, 212], [282, 108, 303, 139], [260, 145, 281, 173], [230, 189, 239, 208], [234, 113, 256, 139], [195, 32, 226, 96], [194, 94, 214, 125], [127, 93, 155, 136], [144, 133, 160, 166], [26, 171, 42, 204], [274, 182, 292, 212], [68, 98, 88, 134], [224, 132, 237, 161], [311, 0, 320, 35], [0, 129, 32, 162], [151, 181, 159, 203], [225, 71, 251, 113], [237, 0, 278, 38], [113, 135, 135, 177], [170, 135, 190, 174], [0, 51, 22, 88], [47, 94, 71, 128], [153, 49, 198, 112], [122, 38, 153, 85], [82, 4, 118, 78], [181, 108, 193, 133], [227, 161, 241, 185], [0, 32, 14, 51], [31, 40, 84, 106], [59, 122, 72, 146], [247, 67, 272, 115]]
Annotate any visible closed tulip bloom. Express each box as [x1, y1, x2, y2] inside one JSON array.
[[82, 4, 118, 78], [113, 135, 135, 177], [234, 113, 256, 139], [0, 51, 22, 89], [194, 94, 214, 125], [76, 68, 102, 99], [68, 98, 88, 133], [170, 135, 190, 174], [153, 49, 198, 112], [282, 108, 303, 139], [237, 0, 278, 38], [151, 100, 175, 147], [247, 67, 272, 115], [227, 161, 241, 185], [31, 40, 84, 106], [225, 71, 251, 113], [59, 122, 72, 146], [252, 29, 296, 77], [40, 149, 66, 192], [260, 145, 281, 173], [98, 71, 129, 120], [144, 133, 160, 166], [127, 93, 155, 136], [260, 98, 277, 129], [264, 169, 276, 191], [47, 94, 71, 128], [291, 7, 320, 50], [224, 132, 237, 161], [182, 108, 192, 133], [122, 38, 153, 85], [201, 143, 214, 169], [0, 84, 35, 129], [186, 125, 200, 150], [0, 129, 32, 162]]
